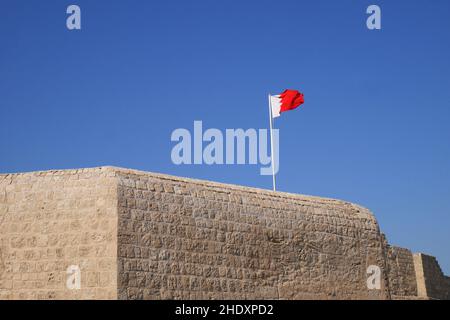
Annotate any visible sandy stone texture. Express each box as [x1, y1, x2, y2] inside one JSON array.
[[0, 168, 118, 299], [0, 167, 448, 300]]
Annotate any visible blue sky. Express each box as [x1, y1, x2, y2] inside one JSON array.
[[1, 0, 450, 273]]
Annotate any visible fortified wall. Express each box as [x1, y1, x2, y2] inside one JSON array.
[[0, 167, 448, 300]]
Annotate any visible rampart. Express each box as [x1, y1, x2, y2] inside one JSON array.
[[0, 167, 448, 299]]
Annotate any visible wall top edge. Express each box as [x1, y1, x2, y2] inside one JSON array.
[[0, 165, 375, 220]]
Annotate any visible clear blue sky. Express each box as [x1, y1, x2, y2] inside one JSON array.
[[1, 0, 449, 273]]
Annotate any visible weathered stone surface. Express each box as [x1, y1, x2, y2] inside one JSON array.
[[0, 167, 448, 300], [386, 246, 418, 299], [0, 168, 118, 300], [413, 253, 450, 300]]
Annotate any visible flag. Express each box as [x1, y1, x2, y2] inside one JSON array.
[[270, 89, 304, 118]]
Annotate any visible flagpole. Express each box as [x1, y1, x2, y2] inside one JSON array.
[[268, 94, 276, 191]]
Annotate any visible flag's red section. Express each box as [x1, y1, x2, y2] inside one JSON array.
[[279, 89, 304, 114]]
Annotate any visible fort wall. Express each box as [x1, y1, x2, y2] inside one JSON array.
[[0, 167, 448, 300], [115, 169, 388, 299], [0, 168, 118, 299]]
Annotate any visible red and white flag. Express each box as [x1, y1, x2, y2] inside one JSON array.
[[270, 89, 305, 118], [266, 88, 305, 191]]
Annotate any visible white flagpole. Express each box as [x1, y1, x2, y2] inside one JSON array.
[[268, 94, 276, 191]]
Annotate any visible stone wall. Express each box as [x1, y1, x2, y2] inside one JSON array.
[[0, 167, 449, 300], [385, 246, 417, 299], [115, 168, 389, 300], [0, 168, 118, 299], [413, 253, 450, 300]]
